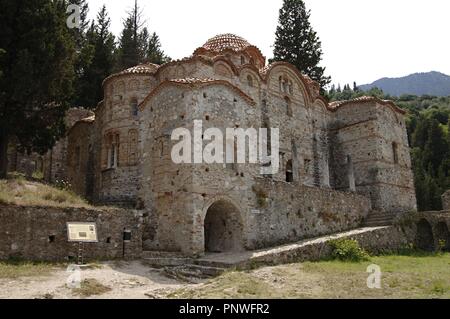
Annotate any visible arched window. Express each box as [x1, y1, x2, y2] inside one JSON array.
[[288, 80, 294, 95], [286, 159, 293, 183], [130, 98, 138, 116], [249, 57, 255, 65], [285, 97, 293, 117], [247, 75, 254, 87], [392, 142, 399, 164], [241, 56, 245, 65], [106, 134, 119, 169]]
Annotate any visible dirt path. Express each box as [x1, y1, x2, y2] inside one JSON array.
[[0, 261, 196, 299]]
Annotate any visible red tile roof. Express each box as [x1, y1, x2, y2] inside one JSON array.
[[202, 34, 251, 52]]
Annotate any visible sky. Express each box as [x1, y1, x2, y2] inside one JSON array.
[[86, 0, 450, 87]]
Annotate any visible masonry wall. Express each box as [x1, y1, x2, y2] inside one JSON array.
[[0, 204, 143, 261], [443, 190, 450, 211], [330, 102, 416, 214], [43, 108, 94, 184], [94, 74, 154, 206], [67, 122, 94, 199]]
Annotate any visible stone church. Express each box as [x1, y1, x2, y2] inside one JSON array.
[[64, 34, 417, 256]]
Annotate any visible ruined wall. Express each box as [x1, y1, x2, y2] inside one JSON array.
[[7, 140, 44, 177], [0, 204, 143, 261], [42, 108, 94, 183], [443, 190, 450, 211], [67, 121, 95, 200]]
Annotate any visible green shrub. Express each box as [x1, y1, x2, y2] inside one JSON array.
[[328, 239, 370, 262]]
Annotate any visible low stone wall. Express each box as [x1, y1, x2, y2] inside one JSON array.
[[0, 204, 143, 261], [238, 226, 413, 269], [248, 179, 371, 249], [443, 190, 450, 210]]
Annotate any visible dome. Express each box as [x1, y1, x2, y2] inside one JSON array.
[[202, 34, 252, 52], [119, 63, 159, 75]]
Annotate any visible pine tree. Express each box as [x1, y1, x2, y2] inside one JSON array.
[[75, 5, 116, 108], [117, 0, 147, 69], [272, 0, 331, 88], [0, 0, 75, 178], [146, 32, 171, 65]]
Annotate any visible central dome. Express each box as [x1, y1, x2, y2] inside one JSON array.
[[202, 34, 251, 52]]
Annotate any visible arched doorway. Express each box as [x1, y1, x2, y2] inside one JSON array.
[[435, 222, 450, 251], [204, 200, 243, 253], [415, 219, 434, 251]]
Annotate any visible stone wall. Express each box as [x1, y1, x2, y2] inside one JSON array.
[[7, 140, 44, 177], [443, 190, 450, 211], [43, 108, 94, 184], [67, 120, 95, 200], [0, 204, 143, 261], [330, 101, 416, 214]]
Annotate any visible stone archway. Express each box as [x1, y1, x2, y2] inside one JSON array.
[[204, 200, 243, 253], [415, 219, 434, 251], [435, 222, 450, 251]]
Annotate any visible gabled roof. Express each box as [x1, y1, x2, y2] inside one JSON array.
[[328, 96, 406, 114], [139, 78, 256, 110]]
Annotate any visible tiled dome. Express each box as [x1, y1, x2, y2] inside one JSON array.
[[202, 34, 251, 52], [118, 63, 159, 75]]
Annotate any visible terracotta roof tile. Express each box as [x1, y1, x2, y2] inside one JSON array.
[[328, 96, 406, 114], [202, 34, 251, 52]]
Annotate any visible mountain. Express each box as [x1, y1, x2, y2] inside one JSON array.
[[359, 71, 450, 97]]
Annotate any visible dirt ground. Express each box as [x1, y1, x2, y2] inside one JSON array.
[[0, 261, 194, 299], [1, 253, 449, 299]]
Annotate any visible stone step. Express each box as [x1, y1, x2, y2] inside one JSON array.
[[164, 264, 226, 281], [142, 251, 185, 259], [142, 257, 194, 268], [194, 259, 237, 269]]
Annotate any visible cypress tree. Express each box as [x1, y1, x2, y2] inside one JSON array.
[[0, 0, 75, 178], [272, 0, 331, 88]]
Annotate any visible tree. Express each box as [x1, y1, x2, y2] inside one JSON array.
[[116, 0, 147, 69], [272, 0, 331, 88], [0, 0, 75, 178], [146, 32, 171, 65], [75, 5, 116, 107]]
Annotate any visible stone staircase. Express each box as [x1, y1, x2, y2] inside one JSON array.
[[142, 251, 227, 281], [363, 211, 395, 227]]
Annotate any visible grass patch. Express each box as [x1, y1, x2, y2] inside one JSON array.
[[168, 253, 450, 299], [72, 279, 111, 297], [0, 260, 63, 279], [0, 177, 92, 208]]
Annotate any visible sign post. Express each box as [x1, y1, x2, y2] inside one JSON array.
[[67, 222, 98, 265]]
